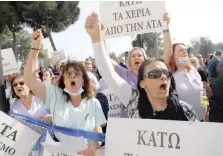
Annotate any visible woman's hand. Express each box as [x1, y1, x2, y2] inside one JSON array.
[[78, 142, 98, 156], [31, 29, 44, 51], [85, 12, 104, 43], [38, 115, 52, 123]]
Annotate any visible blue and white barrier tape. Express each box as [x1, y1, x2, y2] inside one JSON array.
[[12, 113, 105, 142]]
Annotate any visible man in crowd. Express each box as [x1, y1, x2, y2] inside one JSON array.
[[209, 73, 223, 122], [208, 50, 222, 88], [52, 61, 61, 75]]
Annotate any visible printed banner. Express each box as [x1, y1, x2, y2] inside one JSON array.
[[100, 1, 166, 38], [0, 111, 40, 156], [1, 48, 20, 76], [105, 118, 223, 156]]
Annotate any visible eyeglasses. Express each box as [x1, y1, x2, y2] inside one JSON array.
[[144, 69, 172, 79], [12, 81, 25, 87], [64, 71, 83, 78]]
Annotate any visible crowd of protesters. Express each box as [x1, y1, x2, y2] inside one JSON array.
[[1, 12, 223, 156]]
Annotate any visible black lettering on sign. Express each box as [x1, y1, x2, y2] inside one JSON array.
[[125, 8, 150, 19], [168, 133, 180, 149], [105, 25, 123, 35], [125, 22, 143, 32], [119, 1, 142, 7], [113, 12, 124, 21], [107, 94, 120, 101], [148, 131, 157, 147], [0, 142, 16, 155], [137, 130, 180, 149], [2, 62, 10, 67], [157, 132, 167, 147], [146, 20, 162, 29], [0, 123, 17, 142]]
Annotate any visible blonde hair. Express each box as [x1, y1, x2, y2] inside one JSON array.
[[127, 47, 147, 69]]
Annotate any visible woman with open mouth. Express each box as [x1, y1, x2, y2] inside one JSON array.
[[85, 13, 198, 121], [23, 29, 106, 156], [101, 14, 171, 88], [9, 73, 51, 156]]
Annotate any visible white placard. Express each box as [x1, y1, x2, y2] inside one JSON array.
[[51, 50, 66, 62], [1, 48, 20, 76], [100, 1, 166, 38], [42, 131, 87, 156], [0, 111, 40, 156], [105, 118, 223, 156]]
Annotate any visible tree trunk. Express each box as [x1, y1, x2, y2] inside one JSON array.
[[12, 31, 17, 60], [46, 21, 57, 51]]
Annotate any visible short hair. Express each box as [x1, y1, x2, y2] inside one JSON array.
[[216, 50, 222, 56]]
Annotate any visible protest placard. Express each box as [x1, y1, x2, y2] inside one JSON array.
[[51, 50, 66, 62], [1, 48, 20, 76], [0, 111, 40, 156], [105, 118, 223, 156], [42, 131, 87, 156], [100, 1, 166, 38]]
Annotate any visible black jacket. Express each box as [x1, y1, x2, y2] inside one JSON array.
[[209, 73, 223, 122]]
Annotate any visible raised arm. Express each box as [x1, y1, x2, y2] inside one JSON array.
[[163, 13, 173, 66], [85, 13, 132, 107], [23, 30, 46, 102]]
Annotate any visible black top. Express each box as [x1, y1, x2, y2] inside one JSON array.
[[198, 68, 208, 82], [209, 73, 223, 122]]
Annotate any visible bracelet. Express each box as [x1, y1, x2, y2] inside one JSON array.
[[163, 29, 169, 33], [31, 48, 40, 51]]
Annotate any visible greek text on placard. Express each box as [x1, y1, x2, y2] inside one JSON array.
[[137, 130, 180, 149], [0, 123, 18, 142], [119, 1, 142, 7]]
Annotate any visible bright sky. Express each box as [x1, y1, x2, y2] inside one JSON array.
[[43, 0, 223, 61]]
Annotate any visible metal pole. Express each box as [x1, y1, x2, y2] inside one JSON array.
[[0, 45, 8, 113]]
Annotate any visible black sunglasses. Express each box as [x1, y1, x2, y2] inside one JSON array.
[[12, 81, 25, 87], [144, 69, 172, 79]]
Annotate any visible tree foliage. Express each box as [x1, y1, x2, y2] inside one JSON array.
[[190, 36, 223, 58], [132, 32, 163, 57], [17, 1, 80, 51], [0, 1, 80, 52]]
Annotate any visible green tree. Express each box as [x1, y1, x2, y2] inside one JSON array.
[[0, 29, 48, 63], [132, 32, 163, 57], [190, 37, 215, 58], [0, 2, 24, 58], [17, 1, 80, 51]]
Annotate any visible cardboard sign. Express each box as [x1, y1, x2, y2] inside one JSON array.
[[0, 111, 40, 156], [105, 118, 223, 156], [1, 48, 20, 76], [51, 50, 66, 62], [100, 1, 166, 38]]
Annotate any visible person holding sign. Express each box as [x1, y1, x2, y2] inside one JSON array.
[[102, 14, 171, 88], [85, 13, 198, 121], [23, 29, 106, 156]]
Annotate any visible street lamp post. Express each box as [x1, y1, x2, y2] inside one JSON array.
[[0, 45, 8, 113]]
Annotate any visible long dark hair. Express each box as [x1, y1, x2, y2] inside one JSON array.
[[137, 58, 177, 118], [58, 60, 95, 102]]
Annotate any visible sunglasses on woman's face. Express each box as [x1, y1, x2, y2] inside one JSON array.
[[144, 69, 172, 79], [12, 81, 25, 87]]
